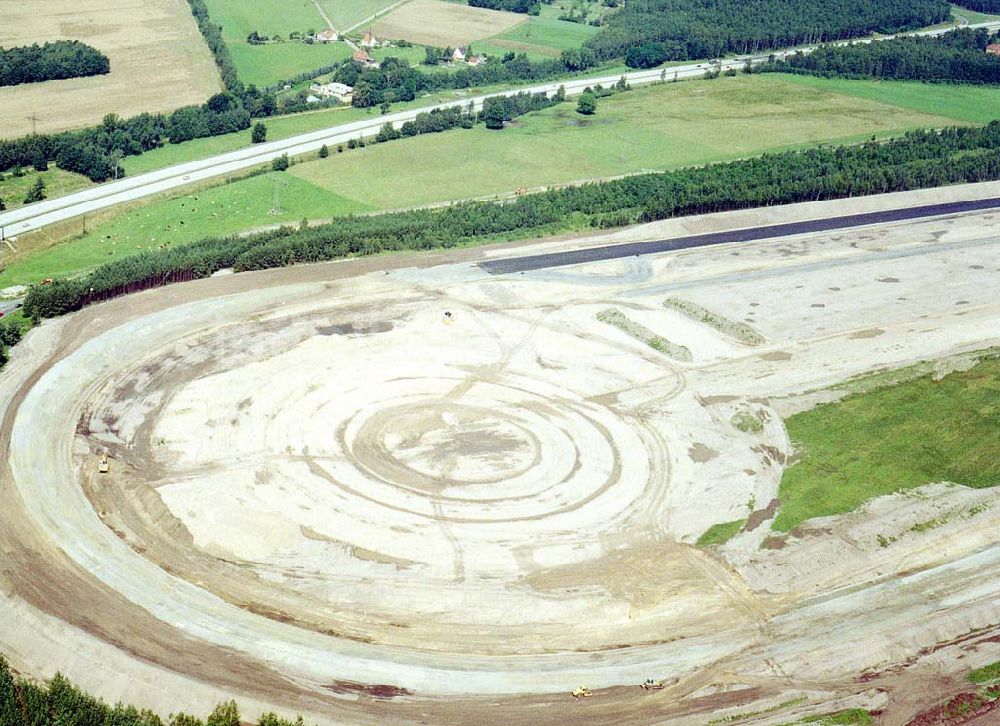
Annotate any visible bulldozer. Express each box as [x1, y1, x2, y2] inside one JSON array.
[[98, 452, 109, 474], [639, 679, 665, 691], [571, 686, 592, 699]]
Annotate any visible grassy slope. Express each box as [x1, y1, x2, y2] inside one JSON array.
[[6, 73, 1000, 286], [3, 174, 369, 283], [774, 357, 1000, 532], [949, 2, 1000, 25]]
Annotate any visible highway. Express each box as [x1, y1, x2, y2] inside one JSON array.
[[1, 20, 997, 240], [479, 196, 1000, 274]]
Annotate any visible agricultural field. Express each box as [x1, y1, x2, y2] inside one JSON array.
[[949, 2, 1000, 25], [371, 0, 526, 47], [477, 2, 601, 59], [318, 0, 404, 32], [202, 0, 352, 86], [6, 72, 1000, 287], [774, 355, 1000, 532], [0, 0, 221, 138]]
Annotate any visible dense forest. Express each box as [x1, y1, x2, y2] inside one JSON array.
[[23, 122, 1000, 319], [586, 0, 952, 67], [953, 0, 1000, 11], [0, 656, 304, 726], [0, 40, 109, 87], [762, 29, 1000, 83], [468, 0, 541, 14]]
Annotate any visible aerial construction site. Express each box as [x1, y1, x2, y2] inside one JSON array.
[[1, 182, 998, 725]]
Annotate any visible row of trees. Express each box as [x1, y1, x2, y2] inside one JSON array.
[[0, 656, 305, 726], [762, 28, 1000, 84], [0, 93, 251, 181], [587, 0, 953, 67], [23, 122, 1000, 320], [469, 0, 541, 13], [0, 40, 109, 87]]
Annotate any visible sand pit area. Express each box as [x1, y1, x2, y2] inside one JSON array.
[[1, 187, 1000, 724]]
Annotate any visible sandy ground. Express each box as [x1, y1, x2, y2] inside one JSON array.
[[1, 184, 999, 724], [0, 0, 221, 138]]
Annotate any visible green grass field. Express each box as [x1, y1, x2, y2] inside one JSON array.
[[478, 4, 599, 59], [0, 168, 92, 213], [696, 519, 746, 547], [7, 73, 1000, 287], [773, 356, 1000, 532], [289, 74, 974, 208], [780, 74, 1000, 124], [950, 2, 1000, 25], [0, 174, 369, 285], [202, 0, 351, 85]]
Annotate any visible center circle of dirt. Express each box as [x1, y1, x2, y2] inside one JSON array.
[[354, 403, 540, 491]]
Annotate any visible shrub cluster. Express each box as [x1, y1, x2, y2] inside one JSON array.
[[0, 40, 109, 86], [23, 122, 1000, 320]]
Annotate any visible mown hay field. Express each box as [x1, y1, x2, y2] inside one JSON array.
[[372, 0, 525, 47], [0, 0, 221, 138]]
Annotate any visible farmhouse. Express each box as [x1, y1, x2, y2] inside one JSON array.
[[987, 43, 1000, 56], [316, 29, 338, 43], [452, 46, 467, 62], [352, 49, 379, 68], [361, 31, 380, 48], [310, 81, 353, 103]]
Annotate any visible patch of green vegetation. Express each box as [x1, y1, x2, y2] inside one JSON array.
[[732, 410, 764, 433], [774, 356, 1000, 532], [696, 519, 746, 547], [0, 174, 369, 286], [482, 4, 600, 58], [788, 708, 875, 725], [779, 73, 1000, 124], [597, 308, 692, 361], [228, 41, 353, 87], [969, 660, 1000, 685], [0, 167, 91, 211], [664, 297, 765, 345]]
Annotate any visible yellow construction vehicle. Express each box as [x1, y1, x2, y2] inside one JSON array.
[[98, 452, 109, 474], [571, 686, 592, 699], [640, 679, 665, 691]]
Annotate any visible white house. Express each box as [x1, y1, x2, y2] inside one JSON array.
[[451, 46, 466, 62], [310, 81, 354, 103], [316, 29, 338, 43], [361, 31, 380, 48]]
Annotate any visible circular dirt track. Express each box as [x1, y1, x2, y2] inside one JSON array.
[[4, 201, 1000, 724]]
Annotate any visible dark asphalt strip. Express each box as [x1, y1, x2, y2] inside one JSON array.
[[478, 196, 1000, 275]]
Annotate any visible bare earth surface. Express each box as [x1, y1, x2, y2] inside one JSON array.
[[371, 0, 525, 47], [1, 183, 999, 724], [0, 0, 221, 138]]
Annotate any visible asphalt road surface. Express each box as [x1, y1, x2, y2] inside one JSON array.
[[1, 20, 996, 240], [479, 197, 1000, 274]]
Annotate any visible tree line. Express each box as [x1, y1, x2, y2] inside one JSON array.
[[0, 92, 254, 182], [761, 28, 1000, 84], [586, 0, 952, 67], [0, 655, 306, 726], [0, 40, 109, 87], [469, 0, 541, 14], [23, 121, 1000, 320]]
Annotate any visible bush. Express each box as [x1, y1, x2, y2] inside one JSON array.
[[271, 153, 289, 171], [576, 91, 596, 115], [251, 122, 267, 143]]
